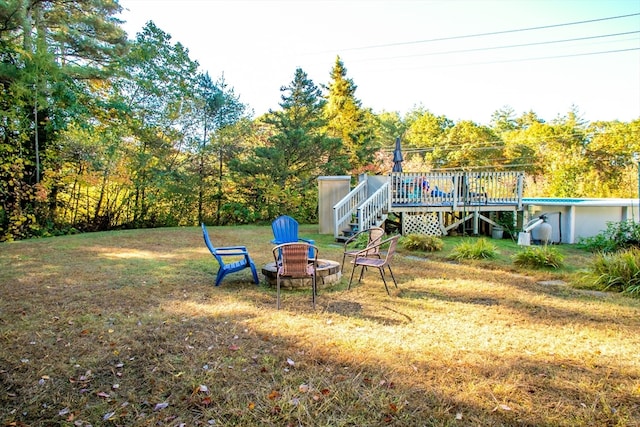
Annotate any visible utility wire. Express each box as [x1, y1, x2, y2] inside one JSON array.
[[360, 31, 640, 62], [446, 47, 640, 68], [336, 13, 640, 53]]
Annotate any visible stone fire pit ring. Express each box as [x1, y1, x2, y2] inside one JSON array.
[[262, 259, 342, 290]]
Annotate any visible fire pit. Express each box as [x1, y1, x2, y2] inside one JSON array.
[[261, 259, 341, 290]]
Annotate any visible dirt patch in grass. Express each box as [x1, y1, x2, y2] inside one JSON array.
[[1, 226, 639, 426]]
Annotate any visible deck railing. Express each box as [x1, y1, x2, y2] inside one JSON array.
[[391, 171, 524, 208], [332, 171, 524, 239]]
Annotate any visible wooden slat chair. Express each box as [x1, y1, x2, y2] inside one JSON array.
[[201, 223, 259, 287], [272, 242, 318, 310], [341, 226, 385, 271], [348, 235, 400, 295]]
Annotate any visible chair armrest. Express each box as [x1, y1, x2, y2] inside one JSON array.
[[352, 241, 384, 258], [216, 247, 250, 256], [352, 236, 396, 258], [343, 230, 365, 247]]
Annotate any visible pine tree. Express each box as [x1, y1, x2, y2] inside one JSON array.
[[230, 68, 341, 221], [324, 56, 377, 174]]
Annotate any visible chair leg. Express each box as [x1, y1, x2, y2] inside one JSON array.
[[311, 274, 316, 309], [358, 264, 366, 282], [379, 267, 390, 295], [344, 255, 358, 281], [348, 262, 358, 289], [215, 268, 226, 287], [276, 276, 281, 310], [387, 265, 398, 288], [249, 260, 259, 285]]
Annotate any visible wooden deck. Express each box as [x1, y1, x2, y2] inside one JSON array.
[[390, 171, 523, 211], [332, 171, 525, 238]]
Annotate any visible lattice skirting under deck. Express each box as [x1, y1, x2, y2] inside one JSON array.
[[401, 212, 442, 236]]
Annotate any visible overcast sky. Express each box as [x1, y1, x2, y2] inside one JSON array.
[[117, 0, 640, 125]]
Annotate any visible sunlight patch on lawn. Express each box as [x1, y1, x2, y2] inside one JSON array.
[[163, 299, 259, 318], [97, 248, 178, 259]]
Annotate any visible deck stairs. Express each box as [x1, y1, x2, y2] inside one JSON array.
[[333, 178, 389, 241]]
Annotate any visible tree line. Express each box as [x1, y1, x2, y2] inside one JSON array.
[[1, 1, 639, 241]]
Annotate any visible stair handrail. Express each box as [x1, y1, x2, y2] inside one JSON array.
[[333, 180, 368, 239], [357, 182, 390, 232]]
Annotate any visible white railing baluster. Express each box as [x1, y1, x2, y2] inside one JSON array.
[[390, 171, 524, 207]]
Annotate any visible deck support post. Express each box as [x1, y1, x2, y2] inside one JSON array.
[[473, 212, 479, 235]]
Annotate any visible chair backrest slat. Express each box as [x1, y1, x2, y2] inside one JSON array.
[[280, 244, 309, 276], [272, 215, 299, 243], [367, 227, 385, 256], [383, 235, 400, 263], [202, 223, 222, 261]]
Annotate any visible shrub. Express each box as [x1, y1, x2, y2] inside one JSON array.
[[449, 238, 497, 260], [579, 220, 640, 253], [400, 234, 443, 252], [350, 231, 371, 249], [512, 245, 564, 269], [495, 211, 516, 237], [585, 248, 640, 297]]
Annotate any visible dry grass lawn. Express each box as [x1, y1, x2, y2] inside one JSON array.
[[1, 225, 639, 426]]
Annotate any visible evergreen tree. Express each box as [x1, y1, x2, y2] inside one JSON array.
[[443, 120, 502, 169], [230, 68, 341, 221], [490, 106, 517, 134], [324, 56, 376, 174], [0, 0, 126, 239], [193, 72, 247, 225], [116, 21, 199, 227]]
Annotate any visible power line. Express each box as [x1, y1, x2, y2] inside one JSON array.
[[337, 13, 640, 53], [448, 47, 640, 68], [360, 31, 640, 63]]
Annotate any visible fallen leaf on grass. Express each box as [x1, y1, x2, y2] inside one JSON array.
[[267, 390, 281, 400], [192, 384, 209, 395], [248, 402, 255, 410], [154, 402, 169, 411]]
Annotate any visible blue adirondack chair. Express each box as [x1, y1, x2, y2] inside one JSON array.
[[271, 215, 315, 257], [201, 223, 259, 286]]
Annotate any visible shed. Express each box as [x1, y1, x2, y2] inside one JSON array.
[[522, 198, 640, 244]]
